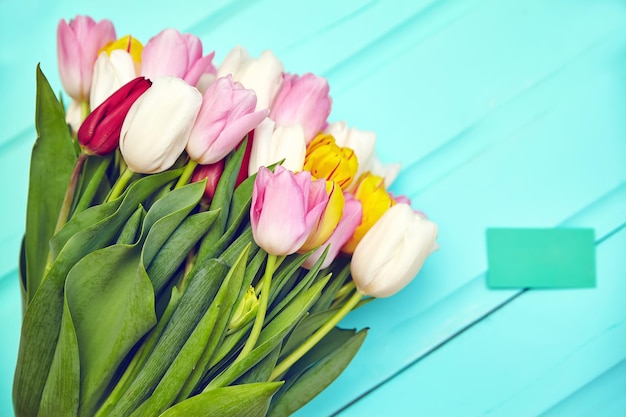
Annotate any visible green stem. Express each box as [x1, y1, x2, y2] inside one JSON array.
[[270, 289, 363, 381], [72, 155, 113, 216], [236, 254, 277, 361], [54, 152, 87, 233], [254, 255, 284, 297], [107, 166, 134, 202], [80, 100, 90, 122], [174, 159, 198, 189]]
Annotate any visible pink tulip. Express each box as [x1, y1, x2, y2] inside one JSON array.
[[302, 193, 362, 269], [78, 77, 152, 155], [187, 75, 268, 164], [141, 29, 216, 87], [57, 15, 117, 101], [270, 73, 332, 143], [251, 166, 329, 256]]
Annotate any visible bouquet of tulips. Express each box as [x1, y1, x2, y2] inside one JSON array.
[[13, 15, 439, 417]]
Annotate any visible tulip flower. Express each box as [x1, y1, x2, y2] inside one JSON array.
[[370, 155, 402, 187], [325, 121, 374, 179], [302, 192, 362, 269], [248, 118, 306, 175], [90, 50, 137, 109], [251, 165, 329, 256], [78, 77, 152, 155], [304, 133, 358, 189], [299, 181, 344, 252], [191, 160, 225, 200], [90, 35, 144, 109], [120, 77, 203, 174], [270, 73, 332, 142], [141, 29, 216, 87], [218, 46, 284, 111], [350, 203, 438, 298], [187, 75, 268, 165], [342, 173, 395, 253], [65, 99, 83, 135], [57, 15, 116, 101]]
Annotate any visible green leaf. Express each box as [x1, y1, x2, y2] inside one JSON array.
[[107, 259, 230, 417], [72, 154, 113, 216], [280, 309, 339, 360], [310, 262, 350, 314], [69, 181, 206, 416], [236, 345, 281, 385], [197, 139, 247, 260], [148, 210, 219, 296], [158, 382, 283, 417], [13, 170, 181, 417], [205, 276, 329, 389], [268, 329, 368, 417], [24, 65, 77, 302], [116, 206, 145, 245], [38, 300, 80, 417]]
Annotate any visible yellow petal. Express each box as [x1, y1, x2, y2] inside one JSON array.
[[300, 181, 345, 252], [100, 35, 144, 63]]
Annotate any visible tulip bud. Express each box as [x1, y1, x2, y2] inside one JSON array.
[[342, 173, 394, 253], [187, 75, 268, 164], [350, 203, 438, 298], [299, 181, 344, 252], [304, 133, 358, 189], [78, 77, 152, 155], [228, 286, 259, 333], [120, 77, 203, 174], [248, 118, 306, 175], [141, 29, 216, 88], [302, 192, 362, 270], [251, 166, 328, 256], [191, 160, 225, 200], [57, 15, 117, 101], [271, 73, 332, 142], [218, 46, 284, 111], [325, 121, 375, 184]]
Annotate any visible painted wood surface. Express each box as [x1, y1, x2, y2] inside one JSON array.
[[1, 0, 624, 415]]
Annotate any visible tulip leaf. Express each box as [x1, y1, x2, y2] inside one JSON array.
[[38, 300, 80, 417], [24, 65, 77, 302], [13, 169, 181, 417], [310, 262, 350, 314], [205, 275, 329, 389], [268, 329, 368, 417], [158, 382, 283, 417], [116, 205, 146, 245], [280, 308, 339, 360], [72, 154, 113, 216], [131, 246, 249, 416], [197, 139, 247, 261], [148, 210, 219, 296], [107, 258, 230, 417], [236, 345, 281, 385]]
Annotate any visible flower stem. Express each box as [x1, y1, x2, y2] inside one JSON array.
[[236, 254, 277, 361], [80, 100, 90, 122], [54, 152, 87, 233], [269, 288, 363, 381], [107, 167, 134, 201], [333, 280, 355, 301], [174, 159, 198, 189]]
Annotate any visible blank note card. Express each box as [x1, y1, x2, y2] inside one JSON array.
[[486, 228, 596, 289]]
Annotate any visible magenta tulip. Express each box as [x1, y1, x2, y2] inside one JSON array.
[[57, 15, 116, 101], [302, 192, 362, 269], [251, 166, 329, 256], [77, 77, 152, 155], [270, 73, 332, 143], [141, 28, 216, 87], [191, 160, 225, 200], [187, 75, 268, 164]]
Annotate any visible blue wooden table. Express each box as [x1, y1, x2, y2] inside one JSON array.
[[1, 1, 625, 415]]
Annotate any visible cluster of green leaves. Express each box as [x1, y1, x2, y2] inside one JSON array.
[[14, 67, 368, 417]]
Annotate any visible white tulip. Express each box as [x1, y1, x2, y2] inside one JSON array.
[[90, 50, 137, 109], [65, 99, 83, 135], [218, 46, 283, 111], [351, 203, 438, 298], [369, 156, 401, 188], [120, 77, 202, 174], [248, 117, 306, 175]]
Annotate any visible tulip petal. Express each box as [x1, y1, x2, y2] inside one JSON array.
[[141, 29, 189, 80], [184, 52, 216, 87]]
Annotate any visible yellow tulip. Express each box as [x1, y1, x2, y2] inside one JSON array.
[[299, 180, 345, 252], [100, 35, 144, 63], [304, 133, 358, 189], [341, 173, 394, 253]]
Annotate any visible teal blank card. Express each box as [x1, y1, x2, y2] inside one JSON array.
[[486, 228, 596, 289]]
